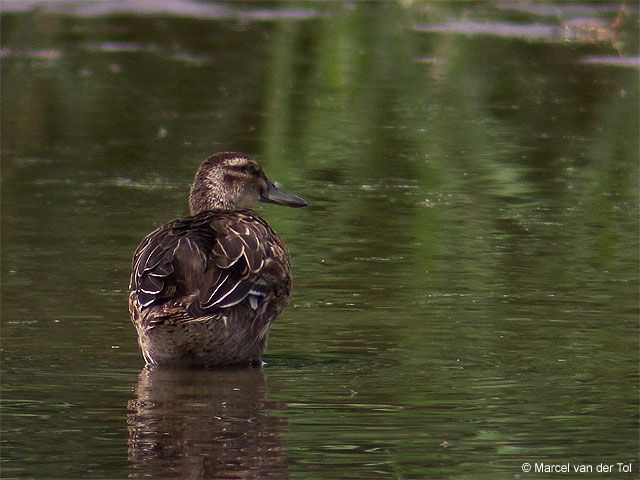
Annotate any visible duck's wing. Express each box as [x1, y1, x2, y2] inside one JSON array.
[[129, 212, 287, 319], [130, 216, 206, 310]]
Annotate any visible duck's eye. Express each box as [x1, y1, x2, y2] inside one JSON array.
[[243, 164, 259, 175]]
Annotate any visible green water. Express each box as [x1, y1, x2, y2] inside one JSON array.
[[1, 2, 638, 479]]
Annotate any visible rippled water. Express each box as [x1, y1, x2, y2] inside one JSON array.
[[1, 2, 638, 479]]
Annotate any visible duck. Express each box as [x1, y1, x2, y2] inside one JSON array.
[[128, 152, 307, 368]]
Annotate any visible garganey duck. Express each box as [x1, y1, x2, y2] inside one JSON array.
[[129, 152, 307, 367]]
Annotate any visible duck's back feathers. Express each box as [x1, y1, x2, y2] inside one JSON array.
[[129, 210, 291, 337]]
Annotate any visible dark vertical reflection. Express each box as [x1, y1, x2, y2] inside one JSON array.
[[127, 367, 285, 479]]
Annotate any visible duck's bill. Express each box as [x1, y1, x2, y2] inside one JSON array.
[[260, 181, 308, 208]]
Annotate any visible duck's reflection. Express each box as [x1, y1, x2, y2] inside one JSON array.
[[127, 367, 285, 479]]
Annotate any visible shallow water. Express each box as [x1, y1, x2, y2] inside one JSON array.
[[1, 2, 638, 479]]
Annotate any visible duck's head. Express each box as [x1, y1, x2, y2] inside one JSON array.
[[189, 152, 308, 214]]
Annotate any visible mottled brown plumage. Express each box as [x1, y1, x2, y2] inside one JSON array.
[[129, 152, 306, 367]]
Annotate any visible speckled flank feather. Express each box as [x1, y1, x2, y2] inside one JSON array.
[[128, 152, 306, 367]]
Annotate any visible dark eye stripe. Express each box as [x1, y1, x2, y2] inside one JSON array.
[[226, 164, 259, 175]]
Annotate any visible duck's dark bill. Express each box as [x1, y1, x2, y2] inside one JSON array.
[[260, 181, 307, 208]]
